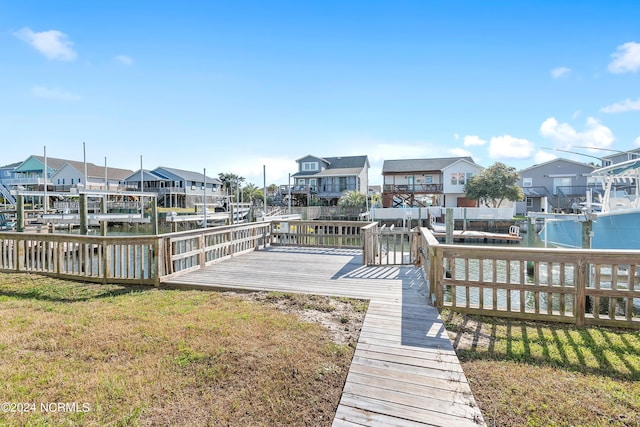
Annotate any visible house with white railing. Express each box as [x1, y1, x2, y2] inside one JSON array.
[[284, 155, 369, 206], [124, 167, 224, 209], [381, 157, 483, 208], [0, 155, 134, 206]]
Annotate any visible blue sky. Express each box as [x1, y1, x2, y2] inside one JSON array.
[[1, 1, 639, 186]]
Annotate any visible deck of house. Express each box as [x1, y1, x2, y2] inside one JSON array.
[[163, 246, 485, 427]]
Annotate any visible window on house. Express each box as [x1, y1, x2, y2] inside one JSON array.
[[553, 177, 572, 195], [466, 172, 473, 182], [302, 162, 318, 171], [450, 173, 458, 185], [339, 177, 347, 191], [526, 197, 533, 208], [523, 177, 533, 187], [297, 178, 305, 186], [425, 176, 433, 184], [458, 173, 465, 185]]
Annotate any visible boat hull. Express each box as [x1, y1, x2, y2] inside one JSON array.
[[541, 209, 640, 249]]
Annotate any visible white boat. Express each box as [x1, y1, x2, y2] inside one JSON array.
[[541, 158, 640, 249]]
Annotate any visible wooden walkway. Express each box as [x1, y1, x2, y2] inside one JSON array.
[[163, 246, 485, 427]]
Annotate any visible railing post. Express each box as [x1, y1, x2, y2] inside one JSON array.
[[153, 237, 161, 287], [102, 238, 110, 284], [575, 256, 587, 327], [434, 249, 444, 308], [15, 236, 24, 272], [338, 224, 343, 248], [199, 232, 206, 268]]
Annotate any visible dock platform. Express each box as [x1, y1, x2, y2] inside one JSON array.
[[163, 246, 486, 426]]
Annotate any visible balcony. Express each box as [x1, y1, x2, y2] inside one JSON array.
[[383, 183, 443, 193]]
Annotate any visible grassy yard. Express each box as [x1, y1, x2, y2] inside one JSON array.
[[0, 273, 365, 426], [442, 309, 640, 427]]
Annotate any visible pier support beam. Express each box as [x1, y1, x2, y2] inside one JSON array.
[[581, 220, 592, 249], [150, 196, 158, 235], [445, 208, 454, 244], [16, 195, 24, 232], [79, 193, 88, 235]]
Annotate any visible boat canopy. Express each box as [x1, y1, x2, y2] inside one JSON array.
[[593, 158, 640, 177]]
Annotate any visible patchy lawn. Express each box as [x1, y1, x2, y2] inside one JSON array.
[[0, 273, 366, 426], [442, 309, 640, 427]]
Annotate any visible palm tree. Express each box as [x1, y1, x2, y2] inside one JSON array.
[[242, 183, 265, 205], [218, 172, 245, 201], [338, 191, 366, 209]]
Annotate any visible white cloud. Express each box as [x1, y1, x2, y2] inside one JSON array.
[[115, 55, 134, 65], [572, 110, 582, 119], [30, 86, 81, 101], [488, 135, 534, 160], [635, 136, 640, 147], [453, 133, 460, 140], [13, 27, 76, 61], [551, 66, 571, 78], [608, 42, 640, 73], [463, 135, 486, 147], [600, 97, 640, 113], [449, 147, 473, 157], [540, 117, 614, 150], [534, 150, 557, 164]]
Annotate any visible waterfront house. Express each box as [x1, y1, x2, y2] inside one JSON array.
[[601, 148, 640, 167], [3, 155, 133, 193], [0, 162, 21, 205], [381, 157, 483, 208], [124, 166, 224, 209], [515, 158, 597, 215], [287, 155, 369, 206], [50, 161, 133, 191]]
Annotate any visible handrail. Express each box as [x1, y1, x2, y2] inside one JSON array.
[[4, 220, 638, 329], [416, 227, 640, 329]]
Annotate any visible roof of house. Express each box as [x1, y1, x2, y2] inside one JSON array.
[[382, 157, 475, 174], [518, 157, 597, 174], [0, 162, 22, 169], [292, 155, 369, 178], [26, 156, 133, 180], [154, 166, 222, 184]]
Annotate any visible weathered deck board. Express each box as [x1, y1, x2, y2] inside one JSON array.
[[163, 246, 485, 426]]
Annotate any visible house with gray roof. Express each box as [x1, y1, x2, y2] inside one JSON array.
[[5, 155, 132, 192], [516, 158, 597, 215], [381, 157, 483, 208], [287, 155, 369, 206], [124, 166, 224, 209]]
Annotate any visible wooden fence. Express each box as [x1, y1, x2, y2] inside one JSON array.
[[2, 220, 639, 329], [417, 227, 640, 329], [270, 220, 365, 249], [0, 232, 159, 285]]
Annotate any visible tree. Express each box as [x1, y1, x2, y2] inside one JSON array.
[[241, 183, 264, 205], [218, 173, 245, 200], [464, 162, 524, 208], [338, 191, 367, 209]]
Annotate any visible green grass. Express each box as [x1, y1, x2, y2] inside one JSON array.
[[442, 309, 640, 426], [0, 273, 359, 426]]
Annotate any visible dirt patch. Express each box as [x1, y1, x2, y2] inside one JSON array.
[[233, 291, 368, 347]]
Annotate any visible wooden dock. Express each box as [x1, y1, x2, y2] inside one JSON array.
[[163, 246, 485, 426]]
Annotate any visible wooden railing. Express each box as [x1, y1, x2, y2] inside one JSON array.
[[0, 232, 159, 285], [270, 220, 366, 249], [159, 222, 271, 280], [4, 220, 638, 329], [416, 227, 640, 329], [0, 222, 272, 285]]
